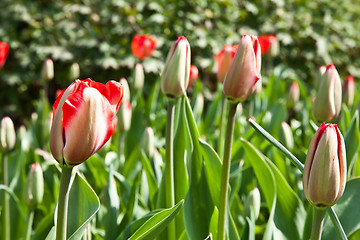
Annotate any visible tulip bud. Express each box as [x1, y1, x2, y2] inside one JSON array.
[[141, 127, 154, 158], [342, 75, 355, 106], [287, 81, 300, 108], [41, 58, 54, 82], [313, 64, 342, 122], [69, 62, 80, 80], [187, 65, 199, 89], [315, 65, 327, 90], [223, 35, 261, 103], [258, 35, 279, 57], [215, 44, 237, 83], [131, 34, 157, 60], [117, 101, 132, 132], [50, 79, 123, 166], [134, 63, 144, 91], [23, 163, 44, 208], [303, 123, 346, 209], [120, 78, 130, 102], [243, 187, 261, 220], [0, 41, 9, 69], [161, 36, 191, 99], [0, 116, 16, 152], [279, 121, 294, 150]]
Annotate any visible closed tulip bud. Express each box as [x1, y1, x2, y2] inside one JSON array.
[[287, 81, 300, 108], [117, 101, 132, 132], [243, 187, 261, 220], [50, 79, 123, 166], [134, 63, 144, 91], [161, 36, 191, 99], [187, 65, 199, 89], [313, 64, 342, 122], [215, 44, 237, 83], [69, 62, 80, 80], [1, 116, 16, 152], [223, 35, 261, 103], [342, 75, 355, 106], [41, 58, 54, 82], [303, 123, 346, 209], [120, 78, 130, 102], [0, 41, 9, 69], [279, 121, 294, 150], [131, 34, 157, 60], [141, 127, 154, 158], [23, 163, 44, 208]]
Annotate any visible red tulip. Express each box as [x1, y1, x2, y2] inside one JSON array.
[[0, 41, 9, 69], [50, 79, 124, 166], [131, 34, 157, 60], [258, 35, 279, 56], [215, 44, 238, 83], [188, 65, 199, 89]]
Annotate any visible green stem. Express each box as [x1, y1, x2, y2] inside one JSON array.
[[119, 133, 126, 170], [2, 154, 10, 240], [218, 102, 238, 240], [56, 166, 73, 240], [310, 208, 326, 240], [218, 94, 226, 158], [328, 207, 348, 240], [25, 209, 35, 240], [165, 99, 176, 240]]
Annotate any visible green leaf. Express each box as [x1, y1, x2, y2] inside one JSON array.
[[140, 150, 158, 209], [127, 200, 184, 240], [104, 169, 120, 240], [67, 172, 100, 240], [44, 227, 55, 240], [344, 110, 360, 177], [323, 178, 360, 239]]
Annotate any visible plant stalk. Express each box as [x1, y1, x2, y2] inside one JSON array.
[[218, 102, 238, 240], [25, 209, 35, 240], [310, 208, 326, 240], [2, 154, 10, 240], [218, 94, 226, 158], [56, 166, 73, 240], [165, 99, 176, 240]]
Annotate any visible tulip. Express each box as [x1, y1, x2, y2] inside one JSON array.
[[223, 35, 261, 103], [41, 58, 54, 82], [131, 34, 157, 60], [187, 65, 199, 89], [215, 44, 237, 83], [134, 63, 144, 91], [69, 62, 80, 80], [303, 122, 346, 209], [161, 36, 191, 99], [243, 187, 261, 220], [120, 78, 130, 102], [23, 163, 44, 208], [342, 75, 355, 106], [279, 121, 294, 150], [0, 116, 16, 152], [117, 100, 132, 132], [287, 81, 300, 108], [0, 41, 9, 69], [313, 64, 342, 122], [50, 79, 123, 166], [258, 35, 279, 56], [141, 127, 154, 158]]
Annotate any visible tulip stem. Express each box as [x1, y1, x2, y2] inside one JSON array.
[[218, 94, 227, 158], [25, 209, 35, 240], [2, 153, 10, 240], [56, 166, 73, 240], [310, 208, 326, 240], [218, 102, 238, 240], [165, 99, 176, 240]]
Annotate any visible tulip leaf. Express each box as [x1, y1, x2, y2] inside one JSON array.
[[323, 178, 360, 239], [127, 200, 184, 240], [344, 110, 360, 177], [140, 150, 158, 209], [241, 138, 305, 240], [104, 169, 120, 240], [44, 227, 55, 240], [67, 172, 100, 240]]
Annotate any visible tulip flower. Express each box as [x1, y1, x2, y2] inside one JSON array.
[[216, 44, 238, 83], [0, 116, 16, 152], [41, 58, 54, 82], [161, 36, 191, 99], [258, 35, 279, 56], [243, 187, 261, 220], [303, 122, 346, 209], [117, 100, 132, 132], [287, 81, 300, 108], [313, 64, 342, 122], [134, 63, 144, 91], [120, 78, 130, 102], [141, 127, 155, 158], [0, 41, 9, 69], [50, 79, 123, 166], [131, 34, 157, 60], [23, 163, 44, 208], [69, 62, 80, 80], [223, 35, 261, 102], [342, 75, 355, 106], [187, 65, 199, 89], [279, 121, 294, 150]]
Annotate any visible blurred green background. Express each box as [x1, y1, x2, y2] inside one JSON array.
[[1, 0, 360, 124]]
